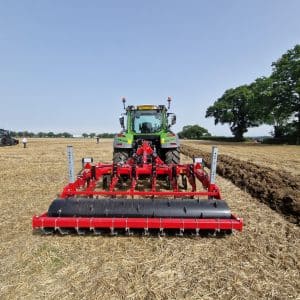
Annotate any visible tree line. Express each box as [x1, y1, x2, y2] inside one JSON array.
[[81, 133, 116, 138], [206, 45, 300, 143], [9, 131, 116, 138]]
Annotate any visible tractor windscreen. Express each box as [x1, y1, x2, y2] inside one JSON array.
[[132, 110, 162, 133]]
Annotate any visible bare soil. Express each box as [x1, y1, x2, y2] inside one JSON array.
[[181, 144, 300, 224], [0, 138, 299, 300]]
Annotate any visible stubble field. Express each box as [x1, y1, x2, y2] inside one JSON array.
[[0, 138, 299, 299]]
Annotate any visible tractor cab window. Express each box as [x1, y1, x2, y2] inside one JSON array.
[[132, 110, 162, 133]]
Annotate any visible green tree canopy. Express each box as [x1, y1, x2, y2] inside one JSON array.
[[206, 85, 261, 141], [47, 132, 55, 138], [37, 132, 46, 138], [271, 44, 300, 142], [62, 132, 73, 138], [249, 76, 287, 137], [178, 125, 211, 139], [204, 44, 299, 143]]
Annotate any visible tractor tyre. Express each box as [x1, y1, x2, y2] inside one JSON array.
[[113, 150, 130, 164], [165, 148, 180, 165], [1, 137, 7, 145]]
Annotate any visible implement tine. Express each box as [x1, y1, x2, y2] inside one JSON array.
[[91, 228, 102, 235], [57, 227, 72, 235], [41, 227, 54, 235], [143, 228, 150, 236], [176, 228, 184, 237], [125, 227, 133, 236], [159, 228, 166, 237], [110, 227, 117, 236]]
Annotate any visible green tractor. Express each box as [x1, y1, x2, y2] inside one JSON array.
[[113, 97, 180, 164]]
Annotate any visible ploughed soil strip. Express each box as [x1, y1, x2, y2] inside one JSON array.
[[181, 144, 300, 224]]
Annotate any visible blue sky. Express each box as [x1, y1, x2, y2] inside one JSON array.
[[1, 0, 299, 136]]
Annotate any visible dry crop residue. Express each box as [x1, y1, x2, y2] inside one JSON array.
[[0, 138, 299, 300]]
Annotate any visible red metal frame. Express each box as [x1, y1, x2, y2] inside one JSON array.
[[32, 214, 243, 231], [32, 141, 243, 233]]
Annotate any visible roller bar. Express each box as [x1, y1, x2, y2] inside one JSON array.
[[32, 214, 243, 232], [47, 198, 232, 219]]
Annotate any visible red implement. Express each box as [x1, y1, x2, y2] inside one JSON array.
[[32, 141, 243, 235]]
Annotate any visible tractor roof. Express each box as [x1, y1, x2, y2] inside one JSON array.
[[127, 105, 167, 111], [136, 105, 158, 110]]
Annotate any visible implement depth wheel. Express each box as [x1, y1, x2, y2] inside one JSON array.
[[165, 148, 180, 165]]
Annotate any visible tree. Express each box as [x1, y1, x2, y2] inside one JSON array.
[[249, 76, 289, 138], [37, 132, 45, 138], [89, 133, 96, 138], [62, 132, 73, 138], [271, 44, 300, 143], [47, 132, 55, 138], [178, 125, 211, 139], [82, 133, 89, 138], [206, 85, 261, 141]]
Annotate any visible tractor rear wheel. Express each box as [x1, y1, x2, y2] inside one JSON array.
[[165, 148, 180, 165], [113, 150, 130, 164]]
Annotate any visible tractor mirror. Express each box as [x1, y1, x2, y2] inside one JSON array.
[[171, 114, 176, 125], [119, 116, 125, 129], [167, 114, 176, 127]]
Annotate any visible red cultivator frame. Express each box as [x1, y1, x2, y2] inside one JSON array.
[[32, 141, 243, 236]]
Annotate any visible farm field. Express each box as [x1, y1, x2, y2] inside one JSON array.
[[181, 142, 300, 225], [183, 140, 300, 177], [0, 138, 299, 299]]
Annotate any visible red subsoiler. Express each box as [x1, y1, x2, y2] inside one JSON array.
[[32, 141, 243, 236]]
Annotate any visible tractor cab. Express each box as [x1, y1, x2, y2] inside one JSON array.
[[132, 106, 162, 134]]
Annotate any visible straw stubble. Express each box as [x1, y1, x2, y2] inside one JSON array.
[[0, 138, 299, 299]]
